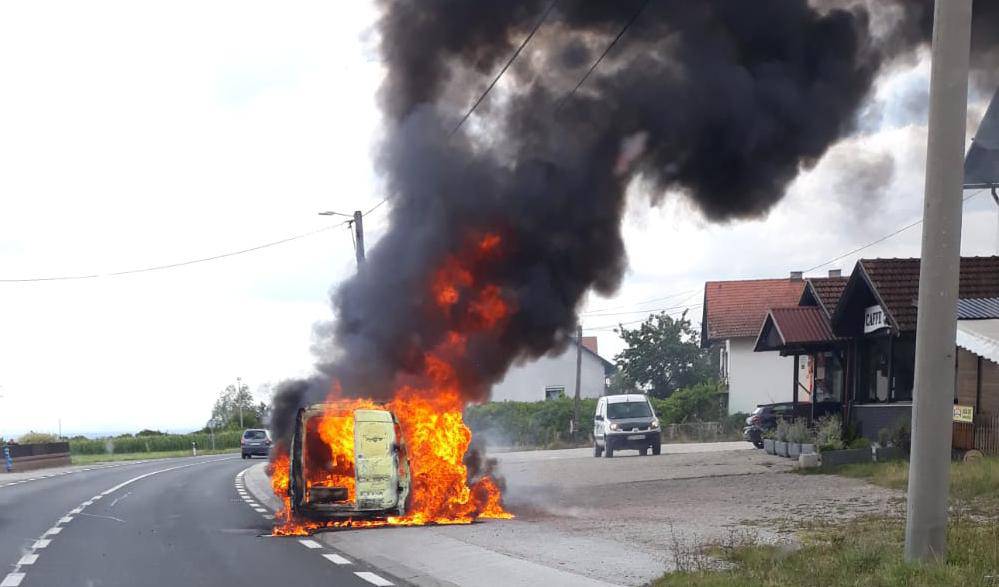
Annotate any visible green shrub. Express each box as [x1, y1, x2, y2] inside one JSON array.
[[775, 419, 790, 442], [18, 431, 60, 444], [787, 419, 811, 444], [877, 417, 911, 452], [848, 436, 872, 450], [815, 415, 844, 451], [69, 430, 243, 455]]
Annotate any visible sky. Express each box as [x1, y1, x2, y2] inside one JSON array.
[[0, 2, 996, 437]]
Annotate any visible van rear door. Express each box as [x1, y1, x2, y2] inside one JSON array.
[[353, 410, 398, 511]]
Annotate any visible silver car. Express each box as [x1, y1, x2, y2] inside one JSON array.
[[593, 394, 661, 458]]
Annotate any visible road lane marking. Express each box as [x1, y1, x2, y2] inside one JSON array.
[[355, 572, 394, 586], [0, 572, 25, 587], [263, 514, 275, 520], [254, 507, 267, 513], [70, 506, 83, 514], [16, 555, 37, 566], [44, 527, 62, 536], [58, 516, 73, 524], [322, 553, 351, 565], [298, 539, 323, 549], [32, 539, 50, 549]]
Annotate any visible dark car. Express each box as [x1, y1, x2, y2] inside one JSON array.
[[240, 429, 272, 459], [743, 401, 841, 448]]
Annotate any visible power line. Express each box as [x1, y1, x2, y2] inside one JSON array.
[[555, 0, 652, 111], [581, 288, 700, 314], [0, 223, 348, 283], [449, 0, 559, 137], [581, 301, 703, 318], [363, 198, 387, 217], [584, 306, 700, 332], [804, 189, 986, 273]]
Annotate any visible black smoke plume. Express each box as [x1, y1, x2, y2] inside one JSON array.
[[270, 0, 999, 446]]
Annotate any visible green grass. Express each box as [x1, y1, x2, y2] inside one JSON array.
[[70, 448, 239, 464], [654, 516, 999, 587], [655, 457, 999, 585]]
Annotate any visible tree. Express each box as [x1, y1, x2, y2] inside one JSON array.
[[614, 310, 715, 399], [18, 431, 59, 444], [207, 382, 266, 430]]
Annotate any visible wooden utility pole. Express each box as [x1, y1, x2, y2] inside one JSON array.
[[573, 324, 583, 437], [905, 0, 973, 563], [353, 210, 366, 266]]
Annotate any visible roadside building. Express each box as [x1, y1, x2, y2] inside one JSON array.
[[701, 274, 814, 414], [489, 336, 616, 402], [754, 257, 999, 453]]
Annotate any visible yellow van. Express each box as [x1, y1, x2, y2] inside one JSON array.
[[288, 404, 411, 520]]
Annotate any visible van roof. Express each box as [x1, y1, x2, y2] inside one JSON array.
[[354, 409, 393, 423], [604, 394, 649, 404]]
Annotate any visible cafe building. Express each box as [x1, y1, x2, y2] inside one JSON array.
[[755, 256, 999, 452]]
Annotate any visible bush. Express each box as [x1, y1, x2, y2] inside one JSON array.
[[787, 419, 811, 444], [652, 382, 726, 424], [18, 431, 60, 444], [69, 430, 243, 455], [848, 437, 872, 450], [815, 415, 844, 451], [877, 418, 911, 452], [775, 419, 790, 442]]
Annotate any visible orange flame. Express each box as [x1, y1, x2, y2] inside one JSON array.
[[271, 233, 513, 534]]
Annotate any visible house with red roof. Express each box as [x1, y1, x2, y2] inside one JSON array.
[[701, 272, 826, 414]]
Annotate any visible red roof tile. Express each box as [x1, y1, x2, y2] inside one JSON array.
[[702, 278, 806, 345], [760, 306, 836, 349], [860, 257, 999, 331], [803, 277, 848, 317]]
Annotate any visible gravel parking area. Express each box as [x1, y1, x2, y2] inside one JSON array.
[[248, 443, 902, 586]]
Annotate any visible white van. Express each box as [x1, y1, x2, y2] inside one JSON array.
[[593, 394, 661, 458]]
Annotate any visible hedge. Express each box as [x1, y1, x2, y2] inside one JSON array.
[[465, 383, 746, 448], [69, 431, 243, 455]]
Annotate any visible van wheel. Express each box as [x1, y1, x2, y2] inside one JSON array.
[[640, 447, 649, 456], [593, 442, 603, 458], [604, 442, 614, 458], [652, 443, 661, 456]]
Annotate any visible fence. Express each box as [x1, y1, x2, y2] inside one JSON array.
[[974, 412, 999, 455], [2, 442, 71, 472]]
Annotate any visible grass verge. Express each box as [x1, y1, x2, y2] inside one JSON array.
[[71, 448, 239, 464], [654, 516, 999, 587], [655, 457, 999, 585]]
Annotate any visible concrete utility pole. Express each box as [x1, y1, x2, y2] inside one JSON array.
[[573, 325, 583, 438], [905, 0, 973, 563], [352, 210, 366, 266]]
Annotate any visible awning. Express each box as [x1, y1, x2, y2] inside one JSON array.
[[755, 306, 838, 353], [956, 319, 999, 364]]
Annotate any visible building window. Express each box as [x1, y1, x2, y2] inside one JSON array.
[[814, 351, 844, 403], [545, 386, 565, 401], [857, 335, 915, 403], [891, 336, 915, 402]]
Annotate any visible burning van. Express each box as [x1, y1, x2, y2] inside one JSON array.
[[288, 402, 411, 520]]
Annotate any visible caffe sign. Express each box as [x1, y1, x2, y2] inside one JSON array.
[[863, 305, 887, 334]]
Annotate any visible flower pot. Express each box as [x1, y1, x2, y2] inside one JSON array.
[[763, 439, 775, 455], [788, 442, 801, 459], [873, 446, 905, 462], [800, 443, 816, 455], [775, 441, 788, 458], [820, 447, 872, 468]]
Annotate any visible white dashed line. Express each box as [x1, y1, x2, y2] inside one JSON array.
[[70, 507, 83, 514], [322, 553, 352, 565], [32, 539, 50, 550], [253, 507, 267, 513], [58, 516, 73, 525], [298, 539, 323, 549], [354, 571, 394, 586], [15, 555, 37, 566], [44, 527, 62, 536], [0, 572, 25, 586], [263, 514, 275, 520]]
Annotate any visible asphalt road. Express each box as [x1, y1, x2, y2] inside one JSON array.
[[0, 456, 398, 587]]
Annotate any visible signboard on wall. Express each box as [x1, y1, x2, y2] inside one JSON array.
[[863, 305, 887, 334], [953, 405, 974, 423]]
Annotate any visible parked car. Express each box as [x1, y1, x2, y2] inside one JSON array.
[[593, 394, 661, 458], [743, 401, 841, 448], [288, 404, 411, 520], [240, 429, 272, 459]]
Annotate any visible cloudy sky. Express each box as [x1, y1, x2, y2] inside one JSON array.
[[0, 2, 995, 437]]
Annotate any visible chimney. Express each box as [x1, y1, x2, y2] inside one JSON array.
[[790, 271, 803, 281], [828, 269, 842, 278]]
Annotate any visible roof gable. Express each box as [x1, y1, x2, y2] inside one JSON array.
[[755, 306, 837, 353], [801, 277, 849, 317], [701, 278, 806, 346]]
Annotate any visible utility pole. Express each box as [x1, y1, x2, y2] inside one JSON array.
[[352, 210, 365, 266], [573, 324, 583, 439], [236, 377, 244, 429], [905, 0, 972, 563]]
